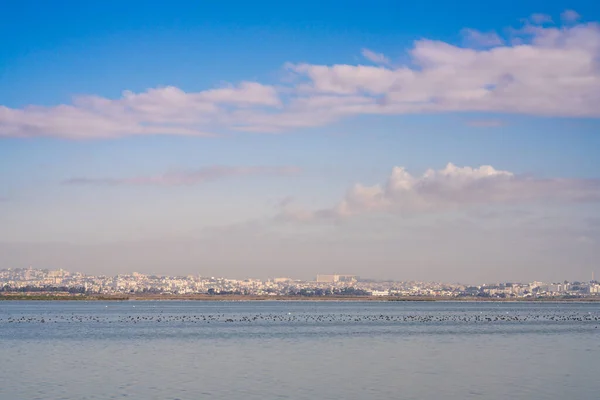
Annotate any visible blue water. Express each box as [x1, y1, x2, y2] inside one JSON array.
[[1, 301, 599, 400]]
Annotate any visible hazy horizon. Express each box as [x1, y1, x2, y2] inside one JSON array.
[[1, 1, 599, 283]]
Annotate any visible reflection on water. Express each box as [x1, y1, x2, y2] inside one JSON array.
[[1, 301, 599, 400]]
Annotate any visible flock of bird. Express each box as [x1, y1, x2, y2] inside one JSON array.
[[1, 311, 599, 325]]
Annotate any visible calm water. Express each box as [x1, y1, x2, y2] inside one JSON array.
[[1, 301, 599, 400]]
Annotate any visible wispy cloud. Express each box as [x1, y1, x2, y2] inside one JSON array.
[[279, 163, 600, 222], [0, 82, 277, 139], [561, 10, 581, 24], [62, 166, 300, 186], [361, 48, 391, 65], [530, 13, 553, 24], [1, 11, 599, 139], [461, 28, 505, 47], [466, 119, 506, 127], [277, 196, 294, 208]]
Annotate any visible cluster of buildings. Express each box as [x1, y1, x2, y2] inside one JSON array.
[[1, 268, 599, 298], [475, 281, 600, 297]]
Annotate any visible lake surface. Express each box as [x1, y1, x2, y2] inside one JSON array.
[[1, 301, 599, 400]]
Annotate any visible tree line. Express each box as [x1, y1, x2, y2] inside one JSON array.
[[0, 285, 86, 294]]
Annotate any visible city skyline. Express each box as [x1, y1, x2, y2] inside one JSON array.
[[1, 1, 600, 283], [2, 267, 599, 298]]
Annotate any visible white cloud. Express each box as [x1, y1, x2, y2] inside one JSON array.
[[1, 12, 599, 138], [62, 165, 300, 186], [361, 48, 391, 65], [279, 163, 600, 222], [289, 22, 600, 119]]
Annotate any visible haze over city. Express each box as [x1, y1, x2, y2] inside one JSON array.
[[1, 1, 599, 283]]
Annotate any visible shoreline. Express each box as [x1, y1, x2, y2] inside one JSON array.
[[2, 293, 600, 302]]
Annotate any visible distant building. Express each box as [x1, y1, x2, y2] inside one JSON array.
[[370, 290, 389, 296], [316, 274, 336, 283], [316, 274, 358, 283]]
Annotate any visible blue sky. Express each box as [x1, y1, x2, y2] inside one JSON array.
[[1, 1, 599, 282]]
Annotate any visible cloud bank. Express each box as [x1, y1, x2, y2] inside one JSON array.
[[279, 163, 600, 221], [62, 165, 300, 186], [1, 12, 599, 138]]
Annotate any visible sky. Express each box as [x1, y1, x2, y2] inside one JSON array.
[[1, 0, 599, 283]]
